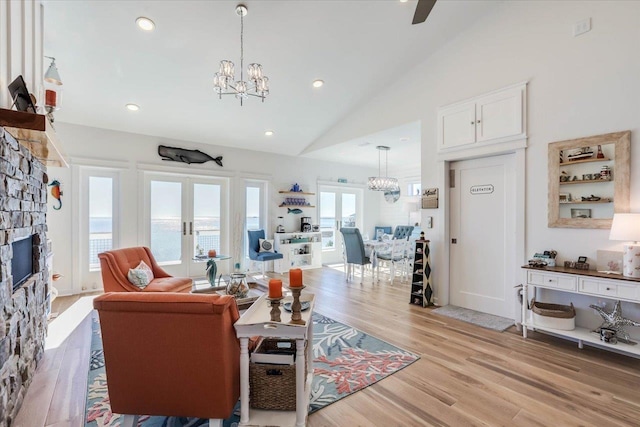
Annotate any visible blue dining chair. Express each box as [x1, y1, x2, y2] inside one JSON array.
[[374, 226, 392, 240], [248, 230, 283, 276], [340, 227, 371, 284], [393, 225, 414, 240]]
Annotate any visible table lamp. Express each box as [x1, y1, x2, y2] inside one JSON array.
[[609, 213, 640, 278]]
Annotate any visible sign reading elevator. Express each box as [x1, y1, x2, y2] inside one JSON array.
[[470, 184, 494, 195]]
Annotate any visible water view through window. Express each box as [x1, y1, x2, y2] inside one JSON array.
[[89, 177, 113, 269]]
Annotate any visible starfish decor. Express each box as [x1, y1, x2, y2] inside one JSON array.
[[589, 300, 640, 344]]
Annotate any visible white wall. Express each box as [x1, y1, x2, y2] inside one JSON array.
[[0, 0, 43, 109], [46, 122, 380, 295], [307, 2, 640, 332]]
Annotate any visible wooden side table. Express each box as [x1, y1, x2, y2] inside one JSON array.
[[234, 293, 315, 427]]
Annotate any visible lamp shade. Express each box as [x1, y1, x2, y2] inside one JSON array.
[[609, 213, 640, 242], [44, 58, 62, 85]]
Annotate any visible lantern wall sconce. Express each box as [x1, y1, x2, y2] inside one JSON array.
[[43, 56, 63, 121]]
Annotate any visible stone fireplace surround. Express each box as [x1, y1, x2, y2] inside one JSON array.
[[0, 126, 49, 426]]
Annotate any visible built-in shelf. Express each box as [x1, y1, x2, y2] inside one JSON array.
[[279, 204, 316, 208], [560, 179, 612, 185], [559, 199, 612, 204], [278, 191, 316, 196], [562, 157, 610, 165], [0, 108, 68, 167]]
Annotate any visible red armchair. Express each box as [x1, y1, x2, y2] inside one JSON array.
[[98, 246, 192, 293], [93, 292, 241, 426]]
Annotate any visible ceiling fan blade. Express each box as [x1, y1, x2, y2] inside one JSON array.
[[412, 0, 437, 25]]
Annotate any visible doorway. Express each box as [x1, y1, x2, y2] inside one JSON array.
[[318, 185, 363, 265], [449, 154, 516, 319]]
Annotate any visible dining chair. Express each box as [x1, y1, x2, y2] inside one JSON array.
[[393, 225, 414, 240], [374, 226, 392, 240], [339, 227, 371, 284], [376, 238, 410, 282]]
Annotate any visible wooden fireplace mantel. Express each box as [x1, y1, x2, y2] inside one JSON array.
[[0, 108, 68, 168]]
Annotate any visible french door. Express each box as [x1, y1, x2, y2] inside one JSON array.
[[144, 173, 228, 278], [318, 185, 363, 265]]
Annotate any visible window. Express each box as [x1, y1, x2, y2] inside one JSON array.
[[89, 176, 114, 270], [408, 182, 422, 197], [243, 180, 267, 260]]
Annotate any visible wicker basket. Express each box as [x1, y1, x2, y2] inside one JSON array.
[[250, 339, 307, 411], [530, 298, 576, 330]]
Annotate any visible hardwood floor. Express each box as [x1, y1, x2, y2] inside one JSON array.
[[14, 266, 640, 426]]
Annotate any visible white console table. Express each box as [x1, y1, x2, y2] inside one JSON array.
[[521, 266, 640, 357], [234, 293, 315, 427]]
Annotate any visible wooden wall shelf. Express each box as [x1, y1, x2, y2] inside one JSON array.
[[0, 108, 68, 168]]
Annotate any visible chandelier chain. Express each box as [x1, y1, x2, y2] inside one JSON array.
[[240, 9, 244, 83]]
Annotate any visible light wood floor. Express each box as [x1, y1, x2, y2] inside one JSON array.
[[14, 266, 640, 427]]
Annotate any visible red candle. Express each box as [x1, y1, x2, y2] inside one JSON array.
[[45, 89, 57, 107], [289, 268, 303, 287], [268, 279, 282, 298]]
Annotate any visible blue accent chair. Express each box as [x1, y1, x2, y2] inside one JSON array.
[[340, 227, 371, 283], [248, 230, 283, 276], [393, 225, 414, 240]]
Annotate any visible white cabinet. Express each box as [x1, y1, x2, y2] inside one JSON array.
[[522, 266, 640, 357], [274, 232, 322, 274], [438, 83, 526, 152]]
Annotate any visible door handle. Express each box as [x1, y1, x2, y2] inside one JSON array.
[[189, 222, 193, 235], [183, 222, 186, 236]]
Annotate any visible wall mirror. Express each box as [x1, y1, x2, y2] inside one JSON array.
[[548, 131, 630, 229]]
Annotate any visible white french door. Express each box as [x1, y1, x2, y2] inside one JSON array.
[[318, 185, 363, 265], [144, 173, 228, 278]]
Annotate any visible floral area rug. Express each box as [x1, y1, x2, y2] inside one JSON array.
[[85, 312, 419, 426]]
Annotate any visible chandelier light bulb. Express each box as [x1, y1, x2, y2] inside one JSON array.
[[248, 63, 263, 80]]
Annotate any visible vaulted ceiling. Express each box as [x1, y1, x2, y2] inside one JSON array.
[[43, 0, 499, 167]]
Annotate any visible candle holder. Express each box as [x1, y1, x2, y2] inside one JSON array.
[[286, 285, 306, 325], [266, 297, 283, 322]]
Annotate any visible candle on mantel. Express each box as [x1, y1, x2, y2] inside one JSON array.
[[268, 279, 282, 299], [289, 268, 303, 287], [45, 89, 57, 108]]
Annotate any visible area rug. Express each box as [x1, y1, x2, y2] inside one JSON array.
[[85, 312, 419, 426], [432, 305, 514, 332]]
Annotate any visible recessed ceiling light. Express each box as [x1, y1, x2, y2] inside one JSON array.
[[265, 130, 274, 136], [399, 0, 409, 3], [312, 79, 324, 88], [136, 17, 155, 31], [126, 103, 140, 111]]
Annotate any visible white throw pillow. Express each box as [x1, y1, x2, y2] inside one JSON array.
[[127, 260, 154, 289], [259, 238, 275, 253]]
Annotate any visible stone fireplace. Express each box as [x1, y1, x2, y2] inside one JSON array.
[[0, 127, 49, 426]]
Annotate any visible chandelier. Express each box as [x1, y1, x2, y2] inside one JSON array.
[[368, 146, 399, 191], [213, 4, 269, 105]]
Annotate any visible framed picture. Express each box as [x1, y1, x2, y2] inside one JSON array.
[[571, 208, 591, 219], [421, 188, 438, 209], [596, 250, 623, 274], [559, 193, 571, 203]]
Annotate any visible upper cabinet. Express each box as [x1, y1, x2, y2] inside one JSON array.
[[437, 82, 527, 153]]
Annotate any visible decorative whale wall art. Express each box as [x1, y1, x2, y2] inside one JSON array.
[[158, 145, 223, 167]]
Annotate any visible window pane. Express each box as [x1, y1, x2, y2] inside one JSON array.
[[341, 193, 356, 228], [89, 177, 113, 269], [409, 182, 422, 197], [150, 181, 182, 263], [193, 183, 221, 257], [245, 186, 261, 257], [320, 192, 336, 250]]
